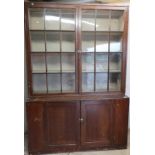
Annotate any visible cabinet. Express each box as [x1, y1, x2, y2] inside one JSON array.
[[25, 1, 129, 154]]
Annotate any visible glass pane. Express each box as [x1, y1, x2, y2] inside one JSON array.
[[29, 9, 44, 30], [109, 53, 121, 72], [62, 73, 75, 92], [32, 74, 47, 93], [45, 9, 60, 30], [96, 53, 108, 72], [96, 10, 110, 31], [111, 10, 124, 31], [82, 73, 94, 92], [82, 32, 94, 52], [46, 32, 60, 52], [31, 54, 46, 73], [47, 53, 60, 73], [30, 31, 45, 52], [82, 53, 94, 72], [62, 53, 75, 72], [61, 10, 75, 30], [109, 73, 121, 91], [82, 10, 95, 31], [110, 33, 122, 52], [62, 32, 75, 52], [47, 73, 61, 93], [96, 32, 109, 52], [96, 73, 108, 91]]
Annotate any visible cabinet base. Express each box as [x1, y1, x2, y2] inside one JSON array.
[[29, 145, 128, 155]]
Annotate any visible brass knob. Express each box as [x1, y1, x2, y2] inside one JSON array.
[[79, 118, 84, 122]]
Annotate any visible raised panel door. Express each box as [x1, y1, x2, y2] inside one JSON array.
[[44, 102, 80, 148], [81, 100, 113, 147]]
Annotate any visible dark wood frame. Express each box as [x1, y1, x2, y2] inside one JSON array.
[[25, 2, 129, 155], [25, 1, 129, 98]]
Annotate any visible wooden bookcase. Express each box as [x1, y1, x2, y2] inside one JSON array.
[[25, 1, 129, 154]]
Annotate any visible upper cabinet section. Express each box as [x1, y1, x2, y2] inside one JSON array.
[[25, 2, 128, 95]]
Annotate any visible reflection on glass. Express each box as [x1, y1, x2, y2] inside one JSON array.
[[29, 9, 44, 30], [61, 10, 75, 30], [62, 53, 75, 72], [96, 33, 108, 52], [110, 33, 122, 52], [45, 9, 60, 30], [31, 32, 45, 52], [62, 32, 75, 52], [62, 73, 75, 92], [96, 10, 110, 31], [111, 10, 124, 31], [47, 74, 61, 93], [82, 32, 94, 52], [109, 53, 121, 72], [96, 73, 108, 91], [82, 10, 95, 31], [32, 74, 47, 93], [109, 73, 121, 91], [96, 53, 108, 72], [82, 53, 94, 72], [46, 32, 60, 52], [47, 53, 60, 73], [82, 73, 94, 92], [31, 54, 46, 73]]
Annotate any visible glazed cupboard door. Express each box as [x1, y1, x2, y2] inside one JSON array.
[[81, 101, 113, 148], [27, 102, 80, 153], [28, 8, 77, 95], [80, 8, 126, 93]]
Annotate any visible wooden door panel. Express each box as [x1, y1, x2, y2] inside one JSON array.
[[81, 100, 113, 147], [26, 102, 45, 152], [113, 98, 129, 146], [45, 102, 80, 147]]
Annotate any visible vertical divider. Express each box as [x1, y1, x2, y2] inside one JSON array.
[[43, 8, 48, 94], [94, 10, 97, 92], [78, 7, 82, 93], [75, 7, 78, 93], [107, 10, 111, 92], [60, 9, 63, 93]]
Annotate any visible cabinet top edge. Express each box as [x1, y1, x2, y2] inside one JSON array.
[[24, 1, 129, 9]]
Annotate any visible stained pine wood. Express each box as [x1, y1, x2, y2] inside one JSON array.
[[81, 100, 113, 148], [44, 102, 80, 146], [113, 98, 129, 146], [25, 1, 129, 154], [26, 102, 45, 152]]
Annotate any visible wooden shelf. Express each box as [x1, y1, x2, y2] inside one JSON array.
[[30, 29, 75, 32]]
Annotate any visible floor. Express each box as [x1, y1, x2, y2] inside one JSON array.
[[24, 131, 130, 155]]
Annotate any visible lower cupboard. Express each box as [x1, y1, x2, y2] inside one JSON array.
[[26, 97, 129, 155]]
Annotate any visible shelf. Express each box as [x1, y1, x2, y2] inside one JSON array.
[[82, 72, 108, 74], [31, 51, 75, 53], [47, 71, 75, 73], [109, 70, 121, 73], [30, 29, 75, 32], [32, 72, 46, 74], [81, 31, 123, 33]]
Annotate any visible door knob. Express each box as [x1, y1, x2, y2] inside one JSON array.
[[79, 118, 84, 122]]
